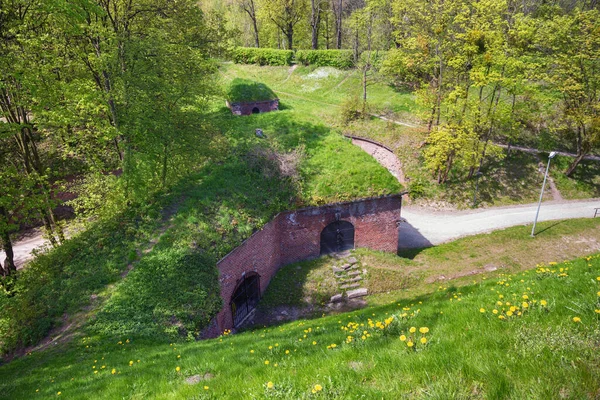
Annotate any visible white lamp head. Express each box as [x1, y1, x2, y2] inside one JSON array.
[[549, 151, 557, 159]]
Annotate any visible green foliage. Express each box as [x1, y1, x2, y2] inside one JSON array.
[[89, 250, 221, 340], [226, 78, 278, 102], [295, 49, 355, 69], [0, 209, 155, 353], [339, 95, 363, 125], [232, 47, 294, 66]]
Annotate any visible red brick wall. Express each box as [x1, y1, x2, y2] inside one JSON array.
[[208, 194, 402, 336], [228, 99, 279, 116]]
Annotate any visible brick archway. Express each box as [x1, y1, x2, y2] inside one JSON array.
[[320, 220, 355, 254]]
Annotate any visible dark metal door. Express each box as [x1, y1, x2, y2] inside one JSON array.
[[231, 273, 260, 327], [320, 220, 355, 254]]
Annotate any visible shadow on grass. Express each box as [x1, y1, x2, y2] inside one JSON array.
[[533, 221, 566, 236], [442, 152, 543, 207]]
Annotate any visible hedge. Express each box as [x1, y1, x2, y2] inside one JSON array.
[[232, 47, 294, 66], [295, 50, 355, 69]]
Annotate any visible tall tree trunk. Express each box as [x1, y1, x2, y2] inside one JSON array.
[[311, 0, 321, 49], [0, 207, 16, 277], [335, 0, 342, 49], [286, 25, 293, 50], [565, 126, 588, 176]]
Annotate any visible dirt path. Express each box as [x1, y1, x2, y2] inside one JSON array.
[[347, 136, 406, 186], [400, 198, 600, 249]]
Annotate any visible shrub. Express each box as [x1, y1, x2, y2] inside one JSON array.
[[295, 50, 355, 69], [340, 96, 363, 125], [232, 47, 293, 66]]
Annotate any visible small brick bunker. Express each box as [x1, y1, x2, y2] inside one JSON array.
[[205, 194, 403, 336], [227, 99, 279, 116]]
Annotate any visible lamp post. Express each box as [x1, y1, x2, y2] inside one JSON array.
[[531, 151, 557, 237]]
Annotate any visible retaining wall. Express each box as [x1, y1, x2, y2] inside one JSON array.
[[205, 194, 403, 336]]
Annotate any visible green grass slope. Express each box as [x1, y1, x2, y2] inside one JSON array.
[[1, 252, 598, 399], [0, 67, 401, 356]]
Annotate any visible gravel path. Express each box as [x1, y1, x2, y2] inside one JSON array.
[[349, 137, 406, 185], [399, 198, 600, 249]]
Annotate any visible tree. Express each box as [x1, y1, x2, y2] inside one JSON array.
[[239, 0, 260, 47], [310, 0, 327, 49], [534, 9, 600, 176], [263, 0, 307, 50]]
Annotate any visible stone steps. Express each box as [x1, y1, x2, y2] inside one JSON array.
[[329, 254, 368, 302]]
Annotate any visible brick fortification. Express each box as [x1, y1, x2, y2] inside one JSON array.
[[205, 194, 403, 336]]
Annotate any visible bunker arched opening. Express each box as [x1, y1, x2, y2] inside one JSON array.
[[320, 220, 355, 255], [230, 272, 261, 327], [252, 107, 260, 114]]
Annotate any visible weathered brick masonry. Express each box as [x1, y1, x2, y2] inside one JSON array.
[[206, 194, 403, 336], [227, 99, 279, 115]]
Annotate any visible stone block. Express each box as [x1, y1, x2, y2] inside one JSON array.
[[347, 288, 368, 299]]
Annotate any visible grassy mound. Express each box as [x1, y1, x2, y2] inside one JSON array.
[[1, 252, 598, 398], [226, 78, 278, 103]]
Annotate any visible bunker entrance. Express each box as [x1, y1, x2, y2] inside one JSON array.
[[252, 107, 260, 114], [231, 273, 260, 327], [320, 220, 355, 255]]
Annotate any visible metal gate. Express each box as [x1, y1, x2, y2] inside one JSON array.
[[230, 273, 261, 327], [320, 220, 355, 255]]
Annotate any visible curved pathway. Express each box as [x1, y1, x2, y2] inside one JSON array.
[[399, 198, 600, 249]]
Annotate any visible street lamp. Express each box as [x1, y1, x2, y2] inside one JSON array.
[[531, 151, 557, 237]]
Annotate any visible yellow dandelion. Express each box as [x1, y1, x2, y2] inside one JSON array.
[[522, 302, 529, 308], [313, 384, 323, 392], [111, 369, 116, 375], [312, 341, 317, 345], [407, 341, 414, 347], [204, 386, 209, 390], [522, 295, 529, 300], [540, 300, 547, 306], [492, 309, 498, 314], [506, 311, 513, 317], [57, 392, 61, 396], [409, 327, 416, 333], [129, 361, 133, 366], [94, 371, 98, 374], [419, 327, 429, 334], [177, 355, 181, 359], [250, 350, 254, 353], [399, 335, 406, 341], [267, 381, 274, 389], [479, 308, 485, 313], [595, 309, 600, 314], [573, 317, 581, 323], [420, 337, 427, 344], [264, 360, 270, 365], [285, 350, 290, 355], [175, 366, 180, 372]]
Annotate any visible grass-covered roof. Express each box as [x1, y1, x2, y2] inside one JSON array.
[[226, 78, 278, 103]]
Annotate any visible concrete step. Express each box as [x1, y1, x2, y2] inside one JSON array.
[[347, 288, 368, 299]]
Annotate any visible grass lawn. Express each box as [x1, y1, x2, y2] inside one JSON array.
[[1, 250, 598, 399]]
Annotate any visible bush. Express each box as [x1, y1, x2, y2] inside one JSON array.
[[232, 47, 294, 66], [295, 50, 355, 69], [340, 96, 363, 125]]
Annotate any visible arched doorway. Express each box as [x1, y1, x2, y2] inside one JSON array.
[[252, 107, 260, 114], [320, 220, 355, 255], [230, 272, 261, 327]]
